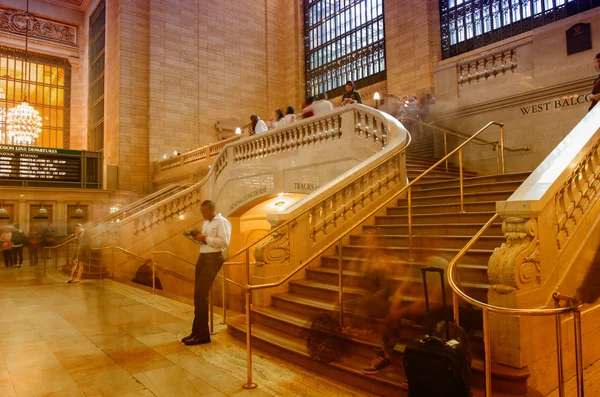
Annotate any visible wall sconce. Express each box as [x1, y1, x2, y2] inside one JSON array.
[[38, 202, 47, 215], [0, 202, 6, 215], [374, 92, 380, 109], [235, 127, 242, 135], [75, 202, 84, 214]]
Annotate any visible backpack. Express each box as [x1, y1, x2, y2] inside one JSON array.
[[306, 312, 344, 363]]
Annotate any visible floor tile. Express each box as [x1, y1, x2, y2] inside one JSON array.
[[10, 365, 79, 397], [70, 364, 146, 397], [134, 365, 219, 397], [136, 332, 188, 355]]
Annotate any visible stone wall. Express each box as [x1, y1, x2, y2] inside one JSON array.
[[432, 8, 600, 175]]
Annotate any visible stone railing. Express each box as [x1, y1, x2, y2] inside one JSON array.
[[487, 105, 600, 370], [157, 135, 242, 171], [458, 48, 517, 86], [107, 105, 407, 244]]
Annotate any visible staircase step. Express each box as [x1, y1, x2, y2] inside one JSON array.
[[349, 234, 503, 250], [227, 316, 531, 396], [376, 212, 498, 225], [412, 173, 529, 190], [410, 181, 523, 197], [407, 166, 478, 177], [305, 267, 490, 301], [320, 256, 489, 282], [397, 190, 514, 205], [272, 292, 419, 319], [362, 223, 502, 236], [387, 201, 497, 215], [339, 245, 493, 263], [227, 318, 409, 397]]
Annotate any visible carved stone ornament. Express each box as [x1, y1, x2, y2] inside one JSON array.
[[0, 7, 78, 47], [488, 217, 540, 293], [254, 232, 290, 266]]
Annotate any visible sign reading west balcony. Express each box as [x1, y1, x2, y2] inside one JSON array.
[[0, 145, 102, 189]]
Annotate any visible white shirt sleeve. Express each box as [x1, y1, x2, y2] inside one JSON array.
[[256, 120, 268, 134], [205, 218, 232, 249]]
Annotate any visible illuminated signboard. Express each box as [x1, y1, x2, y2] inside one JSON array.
[[0, 145, 102, 189]]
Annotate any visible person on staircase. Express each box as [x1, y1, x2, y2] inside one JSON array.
[[588, 52, 600, 112], [68, 224, 89, 283], [249, 115, 268, 136], [341, 80, 362, 106], [1, 227, 14, 268], [11, 224, 25, 268], [363, 257, 452, 373], [181, 200, 232, 346]]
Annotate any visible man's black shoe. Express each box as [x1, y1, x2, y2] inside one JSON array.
[[181, 333, 195, 343], [184, 336, 211, 346]]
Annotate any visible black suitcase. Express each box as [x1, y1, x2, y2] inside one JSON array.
[[403, 267, 472, 397]]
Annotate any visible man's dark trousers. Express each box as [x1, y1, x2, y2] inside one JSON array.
[[192, 252, 224, 338]]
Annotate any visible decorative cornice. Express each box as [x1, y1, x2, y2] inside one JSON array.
[[0, 7, 78, 48]]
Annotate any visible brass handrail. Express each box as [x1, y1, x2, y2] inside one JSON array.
[[152, 249, 246, 333], [223, 120, 508, 390], [220, 125, 412, 269], [153, 250, 246, 328], [42, 184, 187, 257], [156, 134, 243, 170], [401, 117, 530, 152], [401, 117, 528, 175], [446, 214, 584, 397], [43, 234, 75, 276]]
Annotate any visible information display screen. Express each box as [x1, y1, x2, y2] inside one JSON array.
[[0, 145, 82, 183]]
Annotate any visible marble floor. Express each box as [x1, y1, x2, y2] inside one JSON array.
[[0, 264, 375, 397], [1, 264, 599, 397]]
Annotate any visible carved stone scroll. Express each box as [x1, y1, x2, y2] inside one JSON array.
[[254, 232, 290, 266], [488, 217, 540, 293]]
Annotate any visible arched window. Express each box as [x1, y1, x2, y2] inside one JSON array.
[[0, 46, 71, 148], [304, 0, 386, 99], [440, 0, 600, 59]]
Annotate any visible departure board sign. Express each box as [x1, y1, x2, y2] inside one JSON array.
[[0, 145, 81, 182]]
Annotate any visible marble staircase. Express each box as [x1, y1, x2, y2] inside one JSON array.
[[228, 154, 534, 396]]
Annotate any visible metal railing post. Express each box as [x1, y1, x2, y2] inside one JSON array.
[[573, 309, 584, 397], [554, 304, 565, 397], [243, 248, 257, 390], [338, 240, 344, 328], [444, 131, 448, 172], [459, 148, 465, 213], [499, 125, 506, 175], [209, 285, 214, 335], [453, 292, 460, 326], [408, 186, 414, 261], [152, 260, 156, 294], [221, 266, 227, 325], [482, 307, 492, 397], [495, 143, 501, 175]]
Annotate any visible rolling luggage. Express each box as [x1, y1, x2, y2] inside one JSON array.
[[403, 267, 472, 397]]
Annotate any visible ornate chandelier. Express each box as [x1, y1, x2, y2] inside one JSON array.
[[6, 102, 42, 145], [5, 0, 41, 147]]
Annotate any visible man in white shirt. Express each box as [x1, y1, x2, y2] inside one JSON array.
[[312, 93, 334, 116], [182, 200, 232, 345]]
